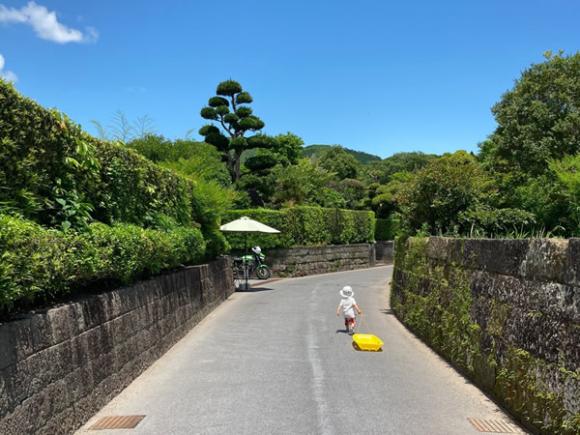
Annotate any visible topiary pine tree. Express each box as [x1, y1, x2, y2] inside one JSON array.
[[198, 80, 273, 182]]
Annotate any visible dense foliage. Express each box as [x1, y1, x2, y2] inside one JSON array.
[[0, 214, 205, 312], [550, 154, 580, 233], [219, 56, 578, 239], [0, 81, 210, 230], [476, 51, 580, 237], [128, 135, 231, 185], [481, 51, 580, 177], [365, 152, 437, 185], [318, 147, 361, 179], [2, 49, 578, 315], [238, 132, 304, 206], [375, 217, 397, 240], [376, 52, 580, 237], [302, 144, 381, 164], [0, 80, 231, 313], [397, 151, 494, 234], [222, 207, 375, 250]]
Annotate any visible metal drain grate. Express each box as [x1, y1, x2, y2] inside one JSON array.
[[90, 415, 145, 430], [468, 418, 523, 433]]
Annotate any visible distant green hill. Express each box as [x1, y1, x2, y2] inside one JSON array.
[[302, 145, 381, 165]]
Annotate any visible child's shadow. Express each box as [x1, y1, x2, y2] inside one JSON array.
[[335, 329, 350, 334]]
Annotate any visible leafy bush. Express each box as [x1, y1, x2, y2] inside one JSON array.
[[0, 214, 205, 312], [550, 154, 580, 235], [128, 135, 231, 186], [270, 159, 341, 208], [375, 217, 396, 240], [222, 206, 375, 250], [365, 152, 437, 185], [0, 81, 219, 234], [397, 151, 495, 234], [89, 140, 195, 227], [458, 207, 537, 237]]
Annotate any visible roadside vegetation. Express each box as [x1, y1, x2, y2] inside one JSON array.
[[93, 51, 579, 240], [0, 50, 578, 312]]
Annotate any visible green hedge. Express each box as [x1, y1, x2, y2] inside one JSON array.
[[0, 214, 205, 312], [375, 216, 397, 240], [222, 206, 375, 250], [0, 81, 204, 229]]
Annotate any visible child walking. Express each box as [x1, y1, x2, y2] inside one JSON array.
[[336, 285, 362, 335]]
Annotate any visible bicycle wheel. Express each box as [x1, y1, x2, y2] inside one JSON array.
[[256, 265, 271, 280]]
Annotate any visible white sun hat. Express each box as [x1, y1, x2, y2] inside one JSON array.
[[340, 285, 354, 298]]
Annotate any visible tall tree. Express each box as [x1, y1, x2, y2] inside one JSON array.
[[271, 159, 342, 207], [239, 132, 305, 205], [199, 80, 273, 182], [271, 132, 303, 166], [317, 146, 361, 179], [371, 171, 413, 217], [480, 51, 580, 177]]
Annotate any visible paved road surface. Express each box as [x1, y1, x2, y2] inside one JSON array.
[[77, 266, 526, 435]]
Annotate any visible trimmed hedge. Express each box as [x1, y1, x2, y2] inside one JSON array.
[[223, 206, 375, 250], [0, 214, 205, 311], [0, 81, 204, 229], [375, 217, 396, 240]]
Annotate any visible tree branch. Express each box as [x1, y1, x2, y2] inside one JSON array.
[[217, 115, 234, 137]]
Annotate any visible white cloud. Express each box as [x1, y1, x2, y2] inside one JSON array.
[[0, 2, 97, 44], [0, 54, 17, 82]]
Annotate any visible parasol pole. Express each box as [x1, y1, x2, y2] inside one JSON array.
[[244, 233, 249, 291]]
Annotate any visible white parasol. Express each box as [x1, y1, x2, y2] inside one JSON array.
[[220, 216, 280, 290], [220, 216, 281, 234]]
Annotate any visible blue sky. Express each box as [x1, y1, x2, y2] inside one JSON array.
[[1, 0, 579, 158]]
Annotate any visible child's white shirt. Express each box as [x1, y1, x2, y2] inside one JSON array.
[[339, 296, 357, 318]]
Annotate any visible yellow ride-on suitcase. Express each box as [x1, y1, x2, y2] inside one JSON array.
[[352, 333, 384, 352]]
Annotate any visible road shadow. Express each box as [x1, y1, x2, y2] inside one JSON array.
[[237, 286, 275, 293], [380, 308, 395, 316], [335, 328, 350, 334]]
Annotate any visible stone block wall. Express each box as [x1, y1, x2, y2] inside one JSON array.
[[267, 243, 376, 277], [392, 237, 579, 434], [0, 257, 234, 435]]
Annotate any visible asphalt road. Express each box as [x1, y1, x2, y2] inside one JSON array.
[[77, 266, 526, 435]]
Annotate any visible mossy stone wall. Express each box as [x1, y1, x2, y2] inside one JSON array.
[[392, 237, 579, 434], [0, 257, 234, 435], [267, 243, 376, 277]]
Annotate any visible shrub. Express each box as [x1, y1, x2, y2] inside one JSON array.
[[375, 217, 395, 240], [397, 151, 494, 234], [0, 81, 219, 235], [287, 206, 330, 245], [89, 140, 195, 227], [458, 207, 537, 237], [0, 214, 205, 312], [222, 206, 375, 250]]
